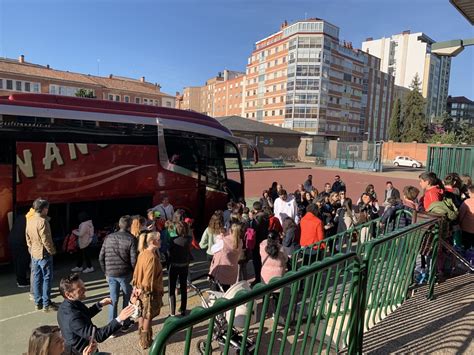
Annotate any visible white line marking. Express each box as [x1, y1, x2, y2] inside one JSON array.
[[0, 310, 39, 323]]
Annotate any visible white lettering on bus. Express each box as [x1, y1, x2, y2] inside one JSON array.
[[42, 143, 64, 170], [16, 149, 34, 183], [68, 143, 89, 160]]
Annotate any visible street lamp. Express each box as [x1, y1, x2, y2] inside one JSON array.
[[431, 38, 474, 57]]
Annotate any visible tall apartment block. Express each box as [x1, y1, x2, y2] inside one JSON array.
[[362, 31, 451, 120], [244, 19, 394, 141]]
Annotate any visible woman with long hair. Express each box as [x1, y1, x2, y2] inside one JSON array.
[[260, 190, 274, 210], [269, 181, 279, 202], [132, 231, 164, 349], [130, 215, 147, 238], [282, 217, 300, 262], [200, 211, 225, 262], [71, 212, 95, 273], [334, 198, 357, 233], [167, 221, 192, 317], [209, 222, 243, 291], [28, 325, 96, 355], [260, 230, 288, 284]]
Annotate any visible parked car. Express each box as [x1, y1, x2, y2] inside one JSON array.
[[393, 156, 423, 168]]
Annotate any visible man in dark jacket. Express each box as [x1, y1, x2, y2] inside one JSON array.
[[57, 273, 135, 354], [99, 216, 137, 329], [331, 175, 346, 193], [7, 212, 30, 287], [383, 181, 401, 207]]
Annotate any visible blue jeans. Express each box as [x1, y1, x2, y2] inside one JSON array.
[[107, 274, 132, 322], [32, 255, 53, 307]]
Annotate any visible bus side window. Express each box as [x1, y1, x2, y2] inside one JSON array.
[[164, 134, 199, 174]]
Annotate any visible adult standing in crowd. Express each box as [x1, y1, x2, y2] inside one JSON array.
[[259, 190, 274, 210], [200, 211, 224, 263], [334, 198, 357, 234], [303, 174, 313, 193], [167, 221, 192, 317], [332, 175, 346, 194], [8, 210, 30, 288], [268, 182, 279, 202], [249, 201, 269, 285], [26, 198, 57, 312], [210, 222, 244, 291], [132, 231, 164, 349], [99, 216, 137, 332], [299, 204, 324, 249], [57, 274, 134, 354], [260, 230, 287, 284], [152, 196, 174, 221], [383, 181, 400, 207], [318, 183, 332, 198], [273, 189, 298, 225], [71, 212, 95, 274]]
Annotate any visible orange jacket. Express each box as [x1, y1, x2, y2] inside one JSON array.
[[299, 212, 324, 248]]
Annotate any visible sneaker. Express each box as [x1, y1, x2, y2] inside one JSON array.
[[43, 302, 59, 312], [82, 267, 95, 274], [71, 266, 83, 272], [17, 282, 30, 288], [35, 304, 42, 311], [29, 294, 34, 301], [108, 334, 116, 339]]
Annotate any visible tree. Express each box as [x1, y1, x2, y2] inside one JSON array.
[[388, 98, 402, 141], [401, 74, 428, 142], [75, 89, 96, 98]]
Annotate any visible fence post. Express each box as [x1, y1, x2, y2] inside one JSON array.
[[427, 219, 442, 300], [348, 257, 367, 354]]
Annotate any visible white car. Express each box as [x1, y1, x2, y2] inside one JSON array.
[[393, 156, 423, 168]]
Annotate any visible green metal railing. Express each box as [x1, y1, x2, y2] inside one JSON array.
[[150, 253, 364, 355], [150, 213, 443, 354], [291, 209, 414, 270]]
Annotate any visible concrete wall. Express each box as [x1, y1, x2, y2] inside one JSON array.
[[381, 141, 451, 164]]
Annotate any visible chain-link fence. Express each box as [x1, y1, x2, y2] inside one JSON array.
[[305, 139, 383, 171]]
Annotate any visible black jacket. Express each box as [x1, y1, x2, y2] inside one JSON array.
[[99, 230, 137, 277], [169, 235, 192, 265], [332, 180, 346, 193], [57, 299, 122, 355]]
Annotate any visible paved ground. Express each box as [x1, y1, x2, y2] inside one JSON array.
[[363, 273, 474, 354]]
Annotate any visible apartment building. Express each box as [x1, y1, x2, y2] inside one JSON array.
[[0, 56, 174, 107], [362, 31, 451, 120], [447, 96, 474, 126], [361, 52, 395, 141]]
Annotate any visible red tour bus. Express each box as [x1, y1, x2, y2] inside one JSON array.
[[0, 94, 253, 263]]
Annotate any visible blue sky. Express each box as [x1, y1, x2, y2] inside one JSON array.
[[1, 0, 473, 98]]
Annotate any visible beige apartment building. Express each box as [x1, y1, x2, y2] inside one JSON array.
[[0, 56, 175, 107]]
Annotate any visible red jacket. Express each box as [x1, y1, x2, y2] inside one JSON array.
[[268, 216, 283, 234], [422, 186, 443, 211], [299, 212, 324, 248]]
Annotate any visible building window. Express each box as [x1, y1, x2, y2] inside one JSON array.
[[24, 82, 31, 92], [135, 97, 140, 104], [0, 79, 3, 89], [16, 81, 22, 91], [108, 94, 114, 100], [6, 80, 13, 90], [115, 95, 120, 102], [124, 96, 130, 103], [32, 83, 40, 92]]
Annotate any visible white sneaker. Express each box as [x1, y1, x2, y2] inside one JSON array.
[[82, 267, 94, 274], [71, 267, 83, 272]]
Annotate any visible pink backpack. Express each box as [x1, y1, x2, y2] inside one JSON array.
[[245, 227, 257, 251]]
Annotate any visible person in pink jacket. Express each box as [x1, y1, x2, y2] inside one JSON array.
[[259, 230, 287, 284], [459, 185, 474, 250], [209, 222, 243, 291]]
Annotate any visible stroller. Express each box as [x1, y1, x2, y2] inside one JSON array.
[[188, 275, 256, 355]]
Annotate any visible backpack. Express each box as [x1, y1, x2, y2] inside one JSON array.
[[244, 227, 257, 251], [427, 197, 458, 221], [63, 233, 78, 253]]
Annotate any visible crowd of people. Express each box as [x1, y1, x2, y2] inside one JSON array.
[[12, 171, 473, 354]]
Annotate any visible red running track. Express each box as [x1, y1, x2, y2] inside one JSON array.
[[229, 167, 419, 201]]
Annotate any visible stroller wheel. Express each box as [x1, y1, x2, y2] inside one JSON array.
[[196, 339, 207, 354]]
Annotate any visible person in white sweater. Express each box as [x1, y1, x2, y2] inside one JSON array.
[[273, 189, 298, 225]]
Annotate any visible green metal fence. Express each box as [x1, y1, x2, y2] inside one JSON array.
[[426, 145, 474, 178], [149, 214, 441, 355]]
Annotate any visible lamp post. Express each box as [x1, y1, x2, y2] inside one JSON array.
[[431, 38, 474, 57]]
